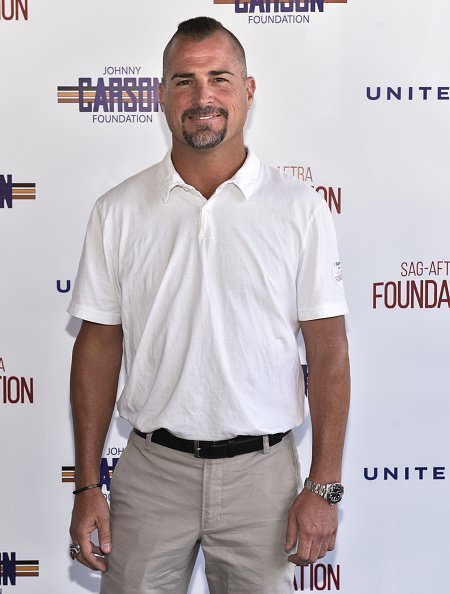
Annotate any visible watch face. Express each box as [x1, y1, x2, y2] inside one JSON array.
[[327, 483, 344, 504]]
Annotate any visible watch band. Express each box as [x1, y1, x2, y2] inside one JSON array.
[[304, 477, 344, 504]]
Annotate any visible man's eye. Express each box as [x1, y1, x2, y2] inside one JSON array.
[[213, 77, 227, 83], [177, 80, 192, 86]]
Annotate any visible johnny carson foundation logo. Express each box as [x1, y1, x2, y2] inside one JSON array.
[[214, 0, 347, 25], [0, 175, 36, 209], [63, 446, 124, 499], [0, 358, 34, 405], [373, 260, 450, 309], [279, 164, 342, 213], [0, 0, 28, 21], [0, 553, 39, 586], [57, 66, 161, 124]]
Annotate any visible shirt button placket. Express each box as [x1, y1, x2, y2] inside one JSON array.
[[199, 203, 211, 238]]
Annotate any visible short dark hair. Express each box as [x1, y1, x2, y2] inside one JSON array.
[[162, 16, 248, 81]]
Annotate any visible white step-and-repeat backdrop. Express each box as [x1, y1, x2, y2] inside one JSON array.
[[1, 0, 449, 592]]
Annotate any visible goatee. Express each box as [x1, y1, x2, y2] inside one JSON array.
[[181, 106, 229, 150]]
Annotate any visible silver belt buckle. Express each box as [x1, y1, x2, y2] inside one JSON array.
[[194, 440, 201, 458]]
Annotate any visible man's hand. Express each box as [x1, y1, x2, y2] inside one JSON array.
[[70, 489, 112, 572], [285, 488, 338, 565]]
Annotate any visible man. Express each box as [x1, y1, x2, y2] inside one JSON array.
[[68, 16, 350, 594]]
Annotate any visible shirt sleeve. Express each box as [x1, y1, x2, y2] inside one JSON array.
[[67, 202, 122, 324], [296, 202, 349, 321]]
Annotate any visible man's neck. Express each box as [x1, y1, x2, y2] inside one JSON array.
[[170, 138, 247, 199]]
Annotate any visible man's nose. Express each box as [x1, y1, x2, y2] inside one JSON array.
[[192, 80, 213, 106]]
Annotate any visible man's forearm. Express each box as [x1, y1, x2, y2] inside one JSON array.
[[301, 316, 350, 483], [70, 321, 123, 488]]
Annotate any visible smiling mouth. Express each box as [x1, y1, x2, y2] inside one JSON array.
[[188, 113, 222, 122], [182, 107, 228, 123], [187, 113, 222, 125]]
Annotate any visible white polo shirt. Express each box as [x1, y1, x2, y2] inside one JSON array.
[[68, 150, 348, 440]]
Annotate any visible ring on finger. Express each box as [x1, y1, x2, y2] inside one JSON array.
[[69, 543, 81, 560]]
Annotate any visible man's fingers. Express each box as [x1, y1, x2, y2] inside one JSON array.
[[318, 539, 329, 559], [98, 517, 112, 555], [78, 551, 108, 572], [289, 529, 336, 565], [309, 538, 325, 564], [70, 520, 110, 571], [288, 532, 312, 565], [284, 512, 299, 552], [327, 530, 337, 551], [77, 539, 108, 572]]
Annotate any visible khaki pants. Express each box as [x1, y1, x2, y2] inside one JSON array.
[[101, 429, 301, 594]]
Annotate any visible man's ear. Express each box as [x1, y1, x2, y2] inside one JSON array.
[[158, 82, 165, 112], [246, 77, 256, 109]]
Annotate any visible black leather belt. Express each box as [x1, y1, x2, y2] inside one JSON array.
[[134, 427, 289, 459]]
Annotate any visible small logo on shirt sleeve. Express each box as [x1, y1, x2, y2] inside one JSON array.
[[333, 261, 344, 287]]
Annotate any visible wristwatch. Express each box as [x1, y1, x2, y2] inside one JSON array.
[[303, 477, 344, 505]]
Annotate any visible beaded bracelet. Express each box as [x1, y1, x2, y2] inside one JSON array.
[[73, 483, 102, 495]]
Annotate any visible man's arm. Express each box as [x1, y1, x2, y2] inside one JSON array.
[[285, 315, 350, 565], [69, 320, 123, 571]]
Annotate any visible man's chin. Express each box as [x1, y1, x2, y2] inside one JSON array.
[[182, 127, 227, 150]]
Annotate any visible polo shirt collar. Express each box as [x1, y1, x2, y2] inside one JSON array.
[[159, 148, 260, 204]]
